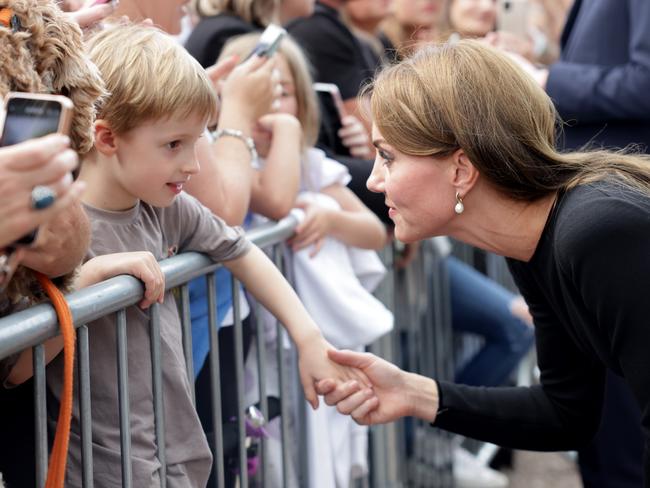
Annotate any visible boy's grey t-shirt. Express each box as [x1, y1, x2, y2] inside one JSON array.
[[47, 192, 251, 488]]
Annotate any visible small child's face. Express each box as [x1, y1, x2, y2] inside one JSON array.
[[275, 55, 299, 118], [112, 113, 205, 208]]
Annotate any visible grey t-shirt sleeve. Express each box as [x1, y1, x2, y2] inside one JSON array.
[[166, 192, 251, 262]]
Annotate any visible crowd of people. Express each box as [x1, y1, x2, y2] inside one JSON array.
[[0, 0, 649, 487]]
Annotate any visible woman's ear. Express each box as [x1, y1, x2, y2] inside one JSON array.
[[451, 148, 479, 195], [93, 120, 117, 156]]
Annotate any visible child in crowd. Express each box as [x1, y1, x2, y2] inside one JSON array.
[[46, 24, 367, 487], [220, 33, 392, 487]]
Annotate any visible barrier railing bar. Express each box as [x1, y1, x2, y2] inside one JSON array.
[[116, 309, 133, 488], [33, 343, 47, 488], [206, 273, 225, 488], [273, 245, 291, 488], [77, 325, 94, 488], [231, 279, 248, 488], [0, 216, 300, 361], [180, 285, 196, 403], [254, 300, 269, 488], [149, 303, 166, 488]]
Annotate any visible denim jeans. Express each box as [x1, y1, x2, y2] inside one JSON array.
[[447, 256, 534, 387]]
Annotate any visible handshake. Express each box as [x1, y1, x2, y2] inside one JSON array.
[[312, 349, 440, 426]]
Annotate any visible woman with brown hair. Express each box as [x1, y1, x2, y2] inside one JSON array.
[[317, 40, 650, 484]]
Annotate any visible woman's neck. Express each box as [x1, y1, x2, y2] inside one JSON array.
[[448, 184, 558, 262]]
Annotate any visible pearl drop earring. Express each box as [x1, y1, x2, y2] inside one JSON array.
[[454, 192, 464, 214]]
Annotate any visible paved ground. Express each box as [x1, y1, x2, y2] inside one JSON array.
[[505, 451, 582, 488]]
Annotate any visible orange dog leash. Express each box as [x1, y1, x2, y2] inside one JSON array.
[[35, 272, 76, 488]]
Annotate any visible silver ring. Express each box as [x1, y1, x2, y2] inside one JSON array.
[[31, 185, 56, 210]]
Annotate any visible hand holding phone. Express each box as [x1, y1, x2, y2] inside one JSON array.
[[497, 0, 530, 37], [0, 92, 75, 246], [245, 24, 286, 60]]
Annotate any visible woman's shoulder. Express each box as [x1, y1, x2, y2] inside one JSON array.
[[553, 179, 650, 257], [185, 14, 256, 66], [193, 13, 254, 32]]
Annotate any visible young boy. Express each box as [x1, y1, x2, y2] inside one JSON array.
[[46, 24, 369, 487]]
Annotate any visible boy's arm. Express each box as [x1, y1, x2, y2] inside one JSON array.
[[223, 245, 370, 408], [7, 252, 165, 385]]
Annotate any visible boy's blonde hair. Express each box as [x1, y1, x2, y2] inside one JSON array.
[[220, 33, 320, 148], [86, 24, 217, 135]]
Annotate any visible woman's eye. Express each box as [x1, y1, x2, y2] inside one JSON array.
[[379, 150, 393, 164]]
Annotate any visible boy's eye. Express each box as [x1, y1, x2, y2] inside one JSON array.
[[167, 140, 181, 150]]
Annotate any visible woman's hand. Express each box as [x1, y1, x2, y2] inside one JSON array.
[[216, 54, 277, 129], [0, 135, 85, 248], [77, 252, 165, 309], [64, 0, 116, 31], [316, 349, 439, 425], [20, 201, 90, 278], [338, 115, 372, 159], [484, 31, 534, 62], [297, 334, 372, 410], [289, 200, 333, 256]]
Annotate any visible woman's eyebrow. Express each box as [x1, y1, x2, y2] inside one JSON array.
[[372, 140, 387, 149]]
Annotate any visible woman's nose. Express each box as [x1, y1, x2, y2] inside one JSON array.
[[366, 158, 385, 193]]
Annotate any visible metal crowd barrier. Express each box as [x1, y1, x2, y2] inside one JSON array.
[[0, 217, 459, 488]]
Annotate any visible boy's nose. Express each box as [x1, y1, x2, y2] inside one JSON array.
[[183, 156, 200, 176]]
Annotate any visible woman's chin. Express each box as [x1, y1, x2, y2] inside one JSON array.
[[393, 226, 419, 244]]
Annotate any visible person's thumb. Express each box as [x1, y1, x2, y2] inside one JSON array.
[[206, 55, 239, 84], [301, 374, 319, 410], [327, 349, 372, 370]]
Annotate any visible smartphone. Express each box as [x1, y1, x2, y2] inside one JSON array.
[[314, 83, 347, 123], [0, 92, 74, 245], [314, 82, 349, 155], [497, 0, 530, 37], [0, 92, 73, 147], [245, 24, 286, 60]]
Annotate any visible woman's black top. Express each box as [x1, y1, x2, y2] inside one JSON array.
[[185, 13, 260, 68], [434, 179, 650, 484]]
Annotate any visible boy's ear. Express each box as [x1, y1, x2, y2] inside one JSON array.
[[450, 148, 479, 195], [94, 120, 118, 156]]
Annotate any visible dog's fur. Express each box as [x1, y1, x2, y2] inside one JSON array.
[[0, 0, 105, 311]]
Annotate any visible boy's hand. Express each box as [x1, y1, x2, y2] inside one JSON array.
[[289, 201, 333, 257], [296, 333, 373, 410], [77, 252, 165, 309]]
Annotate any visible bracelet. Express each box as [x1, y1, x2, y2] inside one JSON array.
[[211, 128, 258, 164]]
